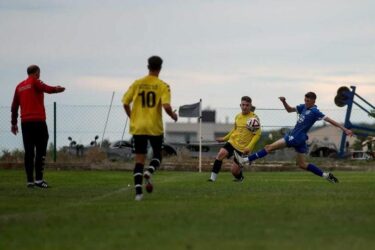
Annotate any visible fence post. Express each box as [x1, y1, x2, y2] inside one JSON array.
[[54, 102, 57, 162]]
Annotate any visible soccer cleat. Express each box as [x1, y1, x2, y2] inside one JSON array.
[[27, 182, 35, 188], [135, 194, 143, 201], [233, 176, 244, 182], [34, 181, 49, 188], [207, 179, 215, 182], [144, 171, 153, 193], [234, 151, 248, 168], [326, 173, 339, 183]]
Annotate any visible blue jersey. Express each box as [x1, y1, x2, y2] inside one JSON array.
[[290, 104, 325, 137], [284, 104, 326, 153]]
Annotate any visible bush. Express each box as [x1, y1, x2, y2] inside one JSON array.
[[0, 149, 24, 162]]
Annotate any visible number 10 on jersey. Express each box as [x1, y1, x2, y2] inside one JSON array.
[[138, 91, 156, 107]]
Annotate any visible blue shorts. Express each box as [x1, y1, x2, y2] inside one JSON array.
[[283, 134, 308, 154]]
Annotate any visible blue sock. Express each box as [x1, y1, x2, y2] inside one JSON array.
[[307, 163, 323, 177], [248, 149, 268, 161]]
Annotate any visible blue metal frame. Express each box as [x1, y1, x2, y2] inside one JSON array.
[[339, 87, 355, 157], [338, 86, 375, 157]]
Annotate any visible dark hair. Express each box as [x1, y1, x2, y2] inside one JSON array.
[[241, 96, 252, 103], [27, 65, 40, 75], [305, 92, 317, 100], [148, 56, 163, 71]]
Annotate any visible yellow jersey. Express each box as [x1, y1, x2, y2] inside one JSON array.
[[122, 75, 171, 135], [223, 112, 261, 153]]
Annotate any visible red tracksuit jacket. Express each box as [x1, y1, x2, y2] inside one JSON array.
[[11, 76, 59, 125]]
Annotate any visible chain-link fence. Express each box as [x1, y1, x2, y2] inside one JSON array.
[[1, 103, 374, 154]]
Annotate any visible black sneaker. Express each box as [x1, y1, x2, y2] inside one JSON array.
[[35, 181, 50, 188], [233, 176, 244, 182], [27, 183, 35, 188], [326, 173, 339, 183]]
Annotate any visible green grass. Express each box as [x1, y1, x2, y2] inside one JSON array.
[[1, 169, 375, 250]]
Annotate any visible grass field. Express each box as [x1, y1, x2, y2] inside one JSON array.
[[1, 169, 375, 250]]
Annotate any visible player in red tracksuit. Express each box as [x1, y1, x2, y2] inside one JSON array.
[[11, 65, 65, 188]]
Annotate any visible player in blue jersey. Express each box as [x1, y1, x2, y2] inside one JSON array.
[[234, 92, 353, 183]]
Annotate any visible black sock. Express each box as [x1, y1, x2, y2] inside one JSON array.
[[148, 158, 160, 174], [212, 159, 222, 174], [133, 163, 144, 194]]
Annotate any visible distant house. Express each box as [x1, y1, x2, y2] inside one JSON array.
[[164, 110, 233, 158], [165, 110, 233, 143], [165, 122, 233, 143], [307, 124, 356, 149]]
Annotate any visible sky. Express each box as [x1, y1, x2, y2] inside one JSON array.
[[1, 0, 375, 111]]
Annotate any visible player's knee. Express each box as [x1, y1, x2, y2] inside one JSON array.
[[216, 151, 227, 160], [296, 161, 307, 169]]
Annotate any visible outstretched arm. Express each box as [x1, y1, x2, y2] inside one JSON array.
[[324, 117, 353, 136], [34, 79, 65, 94], [217, 127, 234, 142], [279, 97, 296, 113]]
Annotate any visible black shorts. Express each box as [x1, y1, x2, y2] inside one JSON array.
[[133, 135, 163, 154], [222, 142, 242, 164]]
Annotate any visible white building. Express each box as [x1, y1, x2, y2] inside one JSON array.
[[165, 121, 233, 143], [165, 110, 233, 143], [308, 124, 356, 148]]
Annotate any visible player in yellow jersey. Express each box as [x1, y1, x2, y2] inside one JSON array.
[[208, 96, 261, 182], [122, 56, 178, 201]]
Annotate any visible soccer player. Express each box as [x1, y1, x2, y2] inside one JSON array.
[[11, 65, 65, 188], [234, 92, 353, 183], [208, 96, 261, 182], [122, 56, 178, 201]]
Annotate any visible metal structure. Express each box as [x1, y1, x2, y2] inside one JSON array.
[[335, 86, 375, 157]]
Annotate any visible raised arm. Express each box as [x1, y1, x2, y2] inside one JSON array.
[[279, 97, 296, 113]]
